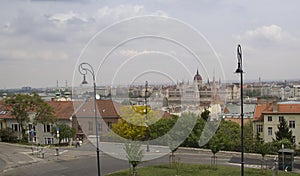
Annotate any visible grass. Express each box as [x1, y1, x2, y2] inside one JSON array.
[[107, 164, 298, 176]]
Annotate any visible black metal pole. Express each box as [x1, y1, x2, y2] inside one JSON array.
[[240, 68, 244, 176], [94, 80, 101, 176], [79, 63, 101, 176], [235, 44, 244, 176], [145, 81, 150, 152]]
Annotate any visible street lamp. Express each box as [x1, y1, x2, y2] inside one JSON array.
[[235, 44, 244, 176], [145, 81, 150, 152], [78, 62, 101, 176]]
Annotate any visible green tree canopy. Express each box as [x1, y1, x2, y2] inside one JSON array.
[[201, 108, 210, 121], [275, 118, 294, 144], [112, 106, 160, 141], [52, 123, 76, 144], [212, 120, 241, 151], [5, 93, 57, 141], [181, 113, 205, 148]]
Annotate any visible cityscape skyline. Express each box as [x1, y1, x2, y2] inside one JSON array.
[[1, 1, 300, 89]]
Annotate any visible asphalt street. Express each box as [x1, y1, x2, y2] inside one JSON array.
[[0, 158, 5, 172], [1, 142, 300, 176]]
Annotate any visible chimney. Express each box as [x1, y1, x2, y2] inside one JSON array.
[[257, 97, 262, 104], [273, 101, 278, 112]]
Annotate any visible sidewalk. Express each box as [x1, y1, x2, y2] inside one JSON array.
[[0, 142, 93, 174]]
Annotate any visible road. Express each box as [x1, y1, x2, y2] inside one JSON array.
[[0, 158, 5, 172], [1, 142, 299, 175]]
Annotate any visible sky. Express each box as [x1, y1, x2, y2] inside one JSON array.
[[1, 0, 300, 89]]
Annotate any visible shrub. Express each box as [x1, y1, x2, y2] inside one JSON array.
[[0, 128, 18, 142]]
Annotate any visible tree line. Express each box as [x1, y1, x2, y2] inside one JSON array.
[[112, 108, 296, 156]]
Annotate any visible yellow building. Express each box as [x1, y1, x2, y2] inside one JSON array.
[[253, 98, 300, 146]]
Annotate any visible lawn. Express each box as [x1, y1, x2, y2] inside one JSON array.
[[107, 164, 298, 176]]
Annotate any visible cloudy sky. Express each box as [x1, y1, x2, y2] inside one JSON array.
[[1, 0, 300, 89]]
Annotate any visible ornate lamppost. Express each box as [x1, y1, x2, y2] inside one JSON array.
[[235, 44, 244, 176], [79, 62, 101, 176]]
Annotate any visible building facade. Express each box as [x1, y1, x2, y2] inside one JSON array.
[[253, 98, 300, 146]]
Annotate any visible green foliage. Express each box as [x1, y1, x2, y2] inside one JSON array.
[[275, 118, 294, 144], [5, 93, 57, 141], [112, 106, 159, 141], [112, 118, 146, 141], [211, 120, 241, 152], [201, 109, 210, 121], [149, 116, 177, 140], [244, 121, 255, 153], [209, 135, 221, 155], [125, 141, 144, 167], [52, 123, 76, 144], [0, 128, 18, 142], [257, 142, 271, 158], [268, 138, 293, 154], [181, 113, 205, 148], [124, 141, 144, 176]]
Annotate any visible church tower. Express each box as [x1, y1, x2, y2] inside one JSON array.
[[193, 69, 202, 89]]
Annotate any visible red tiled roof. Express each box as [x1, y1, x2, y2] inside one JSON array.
[[253, 103, 268, 121], [97, 100, 120, 118], [1, 99, 171, 121], [0, 102, 13, 119], [254, 101, 300, 121], [0, 99, 121, 120], [47, 101, 74, 120], [69, 99, 120, 119], [276, 104, 300, 113]]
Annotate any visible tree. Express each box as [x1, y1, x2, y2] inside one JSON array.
[[52, 123, 76, 145], [209, 135, 221, 169], [212, 120, 241, 151], [244, 121, 254, 153], [275, 118, 293, 144], [257, 142, 271, 169], [201, 108, 210, 121], [112, 118, 146, 141], [124, 141, 144, 176], [112, 106, 160, 141], [181, 112, 205, 148], [5, 93, 57, 141]]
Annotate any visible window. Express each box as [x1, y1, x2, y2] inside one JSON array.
[[28, 124, 36, 131], [289, 121, 295, 129], [268, 116, 272, 122], [279, 116, 284, 122], [12, 123, 20, 132], [257, 125, 263, 133], [44, 138, 54, 144], [268, 127, 272, 135], [0, 111, 7, 115], [88, 121, 93, 132], [107, 122, 112, 131], [44, 124, 52, 133]]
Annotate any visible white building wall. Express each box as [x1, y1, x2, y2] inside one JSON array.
[[263, 114, 300, 145]]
